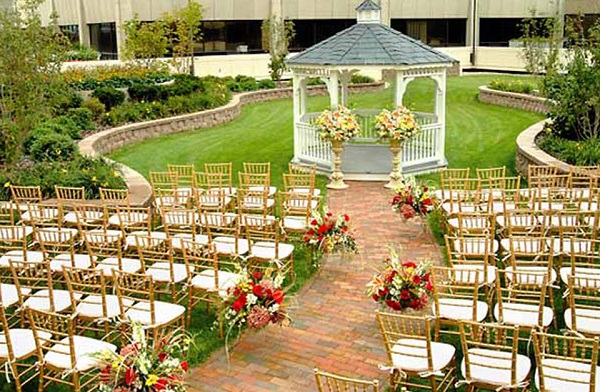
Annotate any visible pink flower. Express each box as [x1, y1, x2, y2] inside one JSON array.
[[247, 305, 272, 329], [400, 204, 416, 220]]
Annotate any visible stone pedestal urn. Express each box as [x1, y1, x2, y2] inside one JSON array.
[[327, 139, 349, 189], [385, 139, 402, 189]]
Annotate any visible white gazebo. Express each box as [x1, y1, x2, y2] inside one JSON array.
[[286, 0, 456, 178]]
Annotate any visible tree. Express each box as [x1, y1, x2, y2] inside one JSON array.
[[261, 16, 295, 81], [0, 0, 69, 164], [519, 10, 562, 80], [121, 14, 169, 68], [163, 1, 203, 74]]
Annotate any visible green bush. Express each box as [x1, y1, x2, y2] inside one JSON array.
[[488, 79, 537, 95], [538, 134, 600, 166], [67, 108, 95, 131], [53, 89, 84, 115], [65, 44, 100, 61], [92, 87, 126, 110], [306, 77, 325, 86], [29, 132, 78, 162], [0, 120, 19, 165], [128, 83, 164, 102], [43, 117, 81, 139], [82, 98, 106, 120], [257, 79, 277, 89], [351, 74, 375, 84]]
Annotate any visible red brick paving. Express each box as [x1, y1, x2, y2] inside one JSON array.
[[187, 182, 443, 391]]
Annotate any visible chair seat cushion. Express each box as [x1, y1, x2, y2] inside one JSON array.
[[24, 289, 81, 312], [76, 294, 133, 319], [552, 238, 593, 256], [108, 212, 149, 227], [146, 262, 189, 283], [63, 211, 104, 225], [49, 253, 96, 272], [559, 267, 600, 286], [535, 358, 600, 392], [0, 329, 52, 359], [21, 208, 59, 222], [460, 348, 531, 387], [45, 335, 116, 371], [95, 257, 142, 276], [0, 283, 31, 308], [125, 301, 185, 327], [171, 234, 209, 250], [0, 250, 44, 267], [564, 308, 600, 335], [191, 269, 241, 297], [250, 242, 294, 260], [125, 231, 167, 249], [283, 216, 307, 231], [391, 338, 455, 373], [213, 237, 250, 256], [505, 266, 557, 285], [453, 265, 497, 285], [493, 302, 554, 327], [435, 298, 488, 322]]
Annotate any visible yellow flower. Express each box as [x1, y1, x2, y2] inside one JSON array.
[[3, 182, 10, 188], [113, 171, 120, 178], [92, 176, 98, 182], [146, 374, 158, 386]]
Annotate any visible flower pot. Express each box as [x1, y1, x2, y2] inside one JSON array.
[[327, 139, 349, 190], [385, 139, 403, 189]]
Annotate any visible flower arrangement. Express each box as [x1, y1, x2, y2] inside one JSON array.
[[303, 208, 358, 254], [93, 323, 190, 392], [223, 268, 288, 331], [375, 105, 421, 141], [314, 105, 360, 142], [391, 177, 436, 220], [367, 250, 433, 311]]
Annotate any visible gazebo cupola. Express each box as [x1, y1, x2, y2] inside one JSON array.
[[286, 0, 456, 178]]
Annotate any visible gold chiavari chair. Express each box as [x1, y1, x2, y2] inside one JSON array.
[[203, 212, 250, 260], [243, 161, 271, 175], [314, 368, 380, 392], [28, 308, 117, 392], [434, 168, 471, 203], [238, 171, 277, 197], [559, 240, 600, 288], [445, 234, 497, 293], [107, 205, 166, 250], [0, 225, 42, 270], [194, 172, 234, 213], [496, 209, 544, 253], [288, 162, 317, 175], [21, 202, 62, 229], [279, 191, 313, 239], [167, 163, 195, 192], [154, 187, 191, 211], [244, 215, 294, 280], [204, 162, 236, 196], [0, 201, 17, 225], [458, 321, 531, 391], [528, 164, 558, 189], [476, 166, 506, 181], [161, 206, 209, 251], [54, 185, 85, 209], [82, 229, 143, 276], [99, 187, 130, 207], [283, 172, 321, 198], [67, 203, 109, 233], [440, 178, 482, 219], [376, 311, 456, 392], [485, 176, 522, 217], [36, 227, 95, 274], [9, 185, 42, 211], [532, 331, 600, 392], [565, 275, 600, 337]]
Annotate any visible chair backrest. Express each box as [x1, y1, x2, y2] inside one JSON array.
[[167, 163, 195, 189], [289, 162, 317, 175], [567, 275, 600, 335], [431, 266, 481, 321], [63, 266, 107, 314], [279, 191, 313, 220], [135, 235, 173, 272], [55, 186, 85, 204], [506, 235, 551, 261], [528, 165, 558, 187], [204, 163, 234, 189], [282, 173, 315, 193], [494, 269, 549, 328], [533, 331, 599, 392], [10, 185, 41, 205], [161, 207, 199, 237], [243, 215, 280, 243], [82, 229, 124, 261], [508, 240, 554, 275], [149, 171, 177, 191], [0, 202, 16, 225], [439, 168, 470, 188], [23, 203, 61, 228], [112, 270, 157, 325], [99, 187, 130, 207], [243, 162, 271, 175], [72, 203, 109, 232], [37, 227, 78, 259], [238, 171, 271, 190], [476, 166, 506, 180], [0, 225, 29, 255], [0, 297, 17, 361], [10, 260, 58, 312], [237, 187, 271, 215], [181, 240, 229, 290], [503, 209, 545, 236], [113, 205, 152, 233], [27, 308, 79, 370], [314, 368, 379, 392]]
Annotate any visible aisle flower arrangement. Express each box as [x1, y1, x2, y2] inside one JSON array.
[[314, 105, 360, 141], [303, 208, 358, 254], [222, 268, 289, 331], [94, 323, 190, 392], [375, 105, 421, 141], [367, 250, 433, 311], [391, 177, 436, 220]]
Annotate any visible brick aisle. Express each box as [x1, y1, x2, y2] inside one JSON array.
[[187, 182, 442, 391]]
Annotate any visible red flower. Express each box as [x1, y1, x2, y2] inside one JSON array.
[[326, 212, 332, 217], [158, 352, 167, 362], [125, 367, 137, 385], [386, 300, 401, 311], [272, 289, 284, 304], [318, 224, 328, 234], [426, 281, 433, 291], [232, 293, 247, 312], [344, 214, 349, 222], [400, 290, 411, 300], [401, 204, 416, 219], [100, 364, 111, 383], [253, 271, 262, 280], [252, 284, 263, 297], [181, 360, 189, 371], [341, 226, 348, 232], [402, 261, 417, 268], [154, 378, 169, 390], [378, 287, 390, 297], [372, 294, 379, 301], [407, 195, 414, 205], [310, 219, 318, 226], [412, 275, 421, 285], [409, 299, 420, 309]]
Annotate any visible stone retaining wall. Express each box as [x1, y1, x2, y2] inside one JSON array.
[[478, 86, 549, 114], [79, 83, 384, 205]]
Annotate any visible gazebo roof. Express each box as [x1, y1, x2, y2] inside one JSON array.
[[286, 22, 455, 67], [355, 0, 380, 11]]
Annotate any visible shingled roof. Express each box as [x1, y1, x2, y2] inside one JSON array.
[[355, 0, 380, 11], [286, 22, 455, 67]]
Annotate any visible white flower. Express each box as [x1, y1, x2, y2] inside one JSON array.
[[247, 293, 258, 305], [270, 303, 280, 312]]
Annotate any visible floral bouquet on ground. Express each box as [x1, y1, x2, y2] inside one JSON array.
[[93, 322, 191, 392], [314, 105, 360, 142], [222, 268, 289, 332], [375, 105, 421, 141], [391, 176, 437, 220], [303, 208, 358, 254], [367, 249, 433, 312]]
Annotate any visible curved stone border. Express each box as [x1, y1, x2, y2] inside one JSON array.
[[79, 83, 384, 206], [478, 86, 549, 114]]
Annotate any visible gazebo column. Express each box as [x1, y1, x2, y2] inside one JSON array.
[[292, 74, 305, 161], [394, 72, 414, 107], [323, 71, 340, 109], [433, 72, 447, 163], [339, 70, 353, 107]]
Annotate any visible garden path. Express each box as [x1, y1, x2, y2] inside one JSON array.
[[187, 182, 442, 391]]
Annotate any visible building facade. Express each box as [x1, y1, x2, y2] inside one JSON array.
[[29, 0, 600, 65]]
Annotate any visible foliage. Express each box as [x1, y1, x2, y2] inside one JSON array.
[[257, 79, 277, 89], [261, 17, 295, 81], [128, 74, 204, 102], [366, 249, 433, 311], [121, 14, 169, 68], [375, 105, 421, 141], [94, 322, 190, 392], [0, 120, 18, 166], [351, 74, 375, 84], [92, 87, 126, 110], [303, 208, 358, 254], [538, 133, 600, 166], [24, 117, 81, 150], [29, 132, 78, 162], [519, 12, 561, 80], [163, 1, 203, 74], [53, 88, 84, 115], [391, 177, 437, 220], [82, 98, 106, 120], [314, 105, 360, 141], [65, 43, 100, 61], [488, 79, 537, 95], [67, 107, 95, 131], [63, 65, 171, 91]]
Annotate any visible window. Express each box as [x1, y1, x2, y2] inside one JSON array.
[[392, 19, 466, 47], [89, 23, 117, 59]]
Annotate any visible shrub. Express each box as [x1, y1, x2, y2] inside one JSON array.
[[82, 98, 106, 120], [44, 117, 81, 139], [306, 77, 325, 86], [29, 132, 78, 162], [257, 79, 276, 89], [63, 65, 171, 90], [128, 83, 163, 102], [0, 120, 19, 165], [488, 79, 537, 95], [53, 89, 84, 115], [67, 108, 95, 131], [65, 43, 100, 61], [538, 134, 600, 166], [351, 74, 375, 84], [91, 87, 126, 110]]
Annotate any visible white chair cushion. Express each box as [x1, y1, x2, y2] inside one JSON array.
[[108, 212, 149, 227], [535, 358, 600, 392], [21, 208, 59, 222], [453, 265, 497, 285], [45, 335, 116, 371], [391, 338, 455, 373], [435, 298, 488, 322], [146, 262, 189, 283], [191, 269, 241, 297], [171, 234, 209, 249], [24, 289, 81, 312], [213, 237, 250, 256], [63, 211, 104, 225], [248, 186, 277, 197], [199, 213, 237, 227], [0, 329, 52, 359], [552, 238, 593, 255], [95, 257, 142, 276], [241, 198, 275, 210], [564, 308, 600, 335], [125, 301, 185, 327], [0, 283, 31, 308], [0, 250, 44, 267], [289, 187, 321, 197], [0, 226, 33, 240], [76, 294, 133, 319], [250, 242, 294, 261], [85, 230, 123, 243], [460, 348, 531, 387], [283, 216, 307, 231], [559, 267, 600, 286], [49, 253, 95, 272], [453, 238, 499, 255], [124, 231, 167, 248], [505, 266, 557, 285], [493, 302, 554, 327]]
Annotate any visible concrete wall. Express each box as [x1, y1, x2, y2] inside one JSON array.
[[478, 86, 549, 114]]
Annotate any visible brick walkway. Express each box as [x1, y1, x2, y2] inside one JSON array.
[[187, 182, 442, 391]]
